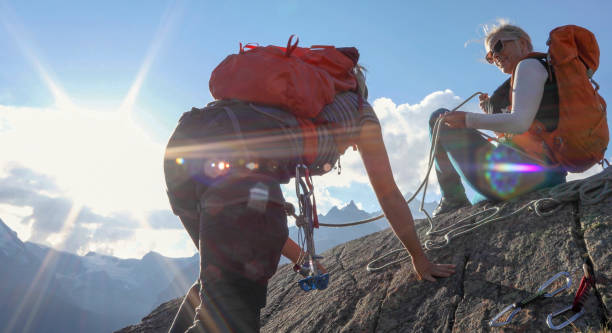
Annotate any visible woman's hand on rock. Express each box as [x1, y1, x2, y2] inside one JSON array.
[[412, 255, 456, 282]]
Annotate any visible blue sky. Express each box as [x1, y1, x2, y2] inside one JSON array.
[[1, 0, 611, 258]]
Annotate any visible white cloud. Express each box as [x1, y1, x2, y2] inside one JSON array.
[[373, 90, 480, 200], [82, 228, 193, 258], [0, 104, 170, 215], [0, 104, 195, 259], [0, 203, 33, 240]]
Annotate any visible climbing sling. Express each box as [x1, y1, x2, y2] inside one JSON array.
[[288, 165, 329, 292]]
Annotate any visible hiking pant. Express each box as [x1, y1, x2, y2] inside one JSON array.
[[429, 108, 566, 202], [165, 107, 289, 333], [166, 192, 288, 333]]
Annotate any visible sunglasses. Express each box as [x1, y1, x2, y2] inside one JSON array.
[[485, 39, 516, 63]]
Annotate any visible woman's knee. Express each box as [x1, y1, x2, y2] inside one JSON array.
[[429, 108, 450, 129]]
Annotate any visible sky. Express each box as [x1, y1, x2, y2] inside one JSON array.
[[1, 0, 611, 259]]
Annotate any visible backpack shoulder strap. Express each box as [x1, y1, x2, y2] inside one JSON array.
[[510, 52, 553, 99]]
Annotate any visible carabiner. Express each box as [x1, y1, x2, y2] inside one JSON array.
[[547, 264, 593, 330], [298, 273, 330, 292], [537, 271, 572, 297], [489, 304, 522, 327], [489, 271, 573, 327], [546, 305, 585, 330]]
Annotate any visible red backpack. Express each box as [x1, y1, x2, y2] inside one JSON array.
[[209, 36, 360, 165], [209, 35, 359, 118], [506, 25, 608, 172]]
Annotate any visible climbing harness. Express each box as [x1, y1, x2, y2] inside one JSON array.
[[289, 164, 329, 292], [546, 263, 596, 330], [489, 271, 573, 327]]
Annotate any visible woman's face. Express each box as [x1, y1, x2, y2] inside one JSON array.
[[486, 36, 529, 74]]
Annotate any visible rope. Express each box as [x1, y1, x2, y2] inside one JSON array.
[[366, 198, 562, 272], [548, 166, 612, 205]]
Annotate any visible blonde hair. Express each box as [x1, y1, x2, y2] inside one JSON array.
[[353, 64, 368, 100], [484, 19, 533, 52]]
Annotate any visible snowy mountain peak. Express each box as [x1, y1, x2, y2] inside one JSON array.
[[0, 217, 29, 260], [142, 251, 167, 263], [321, 201, 371, 223], [342, 200, 359, 212]]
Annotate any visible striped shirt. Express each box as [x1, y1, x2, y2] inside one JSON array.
[[310, 92, 379, 176]]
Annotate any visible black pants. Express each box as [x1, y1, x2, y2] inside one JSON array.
[[167, 199, 288, 333], [429, 108, 566, 201], [164, 106, 289, 332]]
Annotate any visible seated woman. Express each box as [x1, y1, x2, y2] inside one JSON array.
[[431, 23, 567, 216], [165, 61, 456, 332]]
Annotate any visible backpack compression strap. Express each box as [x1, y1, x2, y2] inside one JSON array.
[[297, 118, 318, 166]]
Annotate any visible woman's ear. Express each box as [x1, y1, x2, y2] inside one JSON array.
[[518, 38, 530, 54]]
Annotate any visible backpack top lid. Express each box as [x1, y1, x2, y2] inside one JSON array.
[[548, 25, 599, 74]]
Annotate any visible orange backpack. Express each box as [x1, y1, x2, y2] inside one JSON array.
[[507, 25, 608, 172], [209, 36, 360, 165], [209, 35, 358, 118]]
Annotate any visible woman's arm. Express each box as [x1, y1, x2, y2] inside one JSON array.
[[357, 121, 455, 281], [465, 58, 548, 133], [281, 237, 327, 273]]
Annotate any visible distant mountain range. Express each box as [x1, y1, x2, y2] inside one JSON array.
[[0, 217, 199, 333], [0, 194, 437, 333]]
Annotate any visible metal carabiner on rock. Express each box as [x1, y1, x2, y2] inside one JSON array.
[[537, 271, 572, 297], [489, 271, 572, 327], [547, 264, 594, 330], [546, 305, 585, 330], [489, 304, 523, 327]]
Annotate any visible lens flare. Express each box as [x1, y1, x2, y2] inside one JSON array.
[[489, 163, 544, 173], [245, 162, 258, 170], [175, 157, 184, 165], [483, 147, 544, 197]]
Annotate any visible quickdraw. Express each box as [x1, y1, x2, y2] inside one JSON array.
[[288, 164, 329, 292], [489, 271, 572, 327], [546, 263, 596, 330], [489, 263, 597, 329]]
